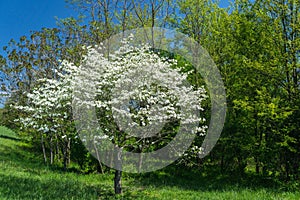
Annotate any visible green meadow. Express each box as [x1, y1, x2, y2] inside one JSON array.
[[0, 126, 299, 199]]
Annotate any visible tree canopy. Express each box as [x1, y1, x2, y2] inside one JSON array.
[[0, 0, 299, 191]]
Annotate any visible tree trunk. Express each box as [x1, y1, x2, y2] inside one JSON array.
[[50, 135, 53, 165], [93, 141, 104, 174], [114, 146, 122, 194], [41, 134, 47, 164], [221, 153, 224, 173], [63, 148, 67, 171], [138, 153, 143, 173], [67, 138, 71, 165], [114, 169, 122, 194], [55, 134, 60, 161], [62, 137, 69, 171], [255, 157, 260, 174]]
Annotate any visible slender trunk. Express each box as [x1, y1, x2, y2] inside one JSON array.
[[56, 136, 60, 161], [257, 112, 263, 175], [63, 147, 67, 171], [255, 111, 260, 175], [122, 0, 127, 36], [93, 141, 104, 174], [281, 4, 291, 101], [255, 157, 260, 174], [50, 135, 53, 165], [41, 134, 47, 164], [114, 146, 122, 194], [151, 0, 155, 48], [221, 152, 224, 173], [138, 151, 143, 173], [285, 150, 290, 181], [67, 138, 71, 165], [62, 137, 69, 171]]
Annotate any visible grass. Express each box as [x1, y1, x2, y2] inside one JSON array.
[[0, 125, 299, 199]]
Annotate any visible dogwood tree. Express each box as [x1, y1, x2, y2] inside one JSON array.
[[14, 66, 75, 169], [70, 35, 207, 193], [15, 35, 207, 193]]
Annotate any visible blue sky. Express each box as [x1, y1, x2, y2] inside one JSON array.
[[0, 0, 231, 55], [0, 0, 77, 54], [0, 0, 77, 107], [0, 0, 230, 107]]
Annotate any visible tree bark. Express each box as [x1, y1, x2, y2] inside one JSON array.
[[114, 169, 122, 194], [93, 141, 104, 174], [67, 138, 71, 165], [50, 135, 53, 165], [114, 147, 122, 194], [62, 137, 69, 171], [41, 134, 47, 164]]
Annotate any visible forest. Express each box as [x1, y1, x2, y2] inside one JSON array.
[[0, 0, 299, 199]]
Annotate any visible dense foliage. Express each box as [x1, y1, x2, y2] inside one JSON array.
[[0, 0, 299, 191]]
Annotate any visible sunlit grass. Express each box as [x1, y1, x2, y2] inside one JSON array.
[[0, 126, 299, 199]]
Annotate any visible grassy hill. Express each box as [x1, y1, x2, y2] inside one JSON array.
[[0, 126, 299, 199]]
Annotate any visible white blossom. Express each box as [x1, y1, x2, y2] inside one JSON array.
[[14, 35, 208, 161]]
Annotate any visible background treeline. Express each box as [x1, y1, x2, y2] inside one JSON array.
[[0, 0, 299, 182]]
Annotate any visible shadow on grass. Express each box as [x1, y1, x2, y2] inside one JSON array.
[[1, 128, 298, 199], [0, 134, 21, 141], [0, 139, 46, 171], [0, 134, 146, 199], [131, 165, 297, 193]]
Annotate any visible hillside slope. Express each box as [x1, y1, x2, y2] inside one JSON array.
[[0, 126, 299, 200]]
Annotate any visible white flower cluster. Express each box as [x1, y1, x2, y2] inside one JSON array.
[[14, 35, 208, 153], [14, 65, 73, 137], [71, 35, 207, 141]]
